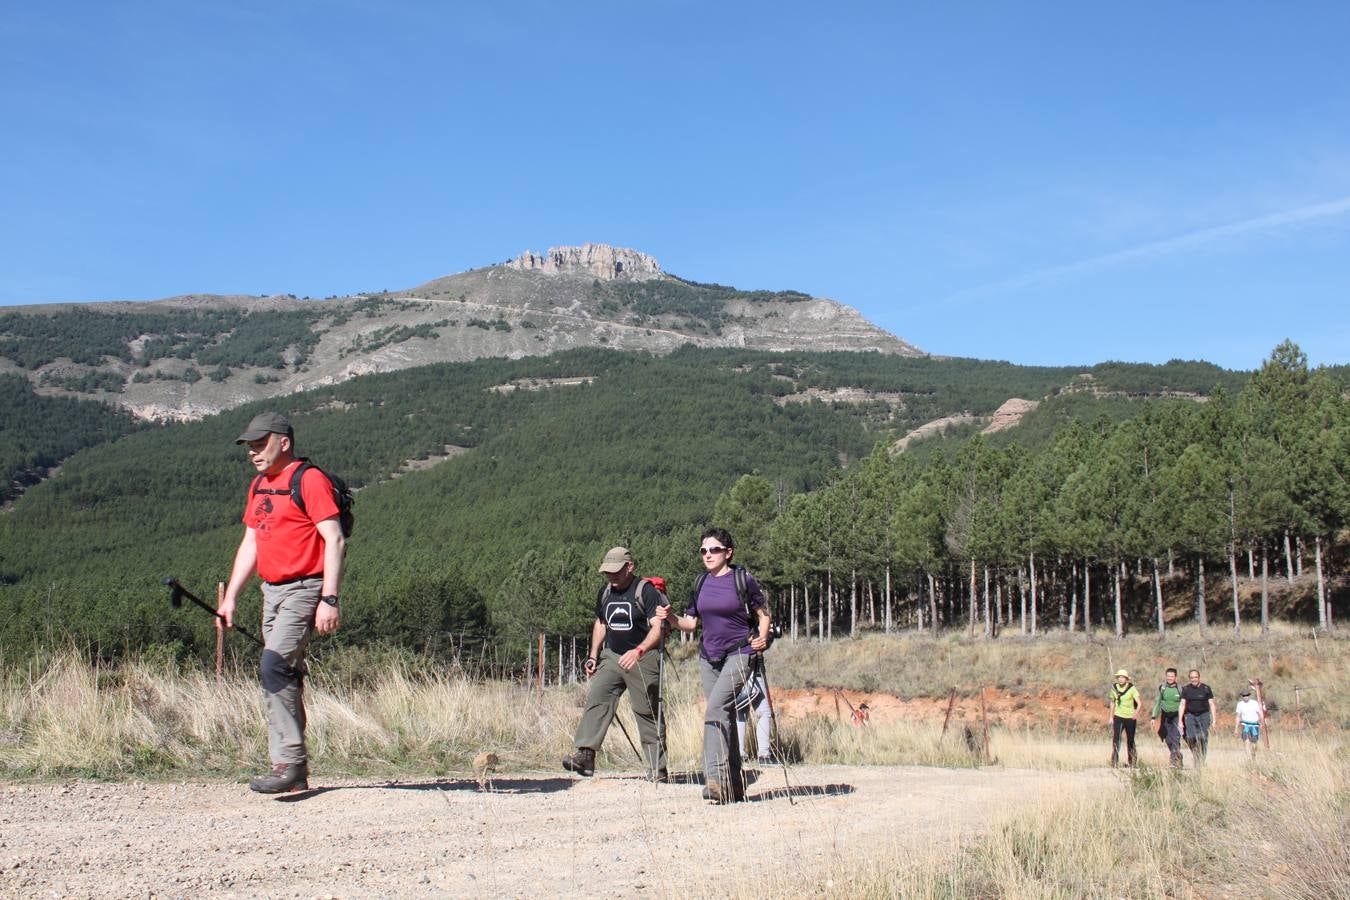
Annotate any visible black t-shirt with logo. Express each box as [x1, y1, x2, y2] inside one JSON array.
[[1180, 682, 1214, 715], [595, 578, 668, 655]]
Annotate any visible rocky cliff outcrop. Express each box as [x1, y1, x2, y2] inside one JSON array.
[[982, 398, 1040, 434], [13, 244, 926, 421], [506, 244, 662, 281]]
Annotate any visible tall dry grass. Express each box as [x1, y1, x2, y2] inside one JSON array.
[[3, 640, 1341, 780], [745, 738, 1348, 899], [0, 650, 607, 778]]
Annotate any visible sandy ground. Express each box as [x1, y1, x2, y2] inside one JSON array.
[[0, 764, 1118, 898]]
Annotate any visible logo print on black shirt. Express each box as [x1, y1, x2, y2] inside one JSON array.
[[605, 601, 634, 633]]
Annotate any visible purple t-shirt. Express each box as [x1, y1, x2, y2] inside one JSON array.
[[689, 567, 764, 661]]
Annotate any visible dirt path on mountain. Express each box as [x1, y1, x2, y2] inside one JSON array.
[[0, 764, 1118, 897]]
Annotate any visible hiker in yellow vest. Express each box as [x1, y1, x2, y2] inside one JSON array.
[[1109, 669, 1141, 767]]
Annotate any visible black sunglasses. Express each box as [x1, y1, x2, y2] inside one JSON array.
[[699, 546, 729, 556]]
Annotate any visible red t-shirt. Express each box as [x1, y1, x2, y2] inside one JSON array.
[[242, 461, 340, 584]]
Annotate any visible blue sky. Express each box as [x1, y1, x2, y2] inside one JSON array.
[[3, 1, 1347, 370]]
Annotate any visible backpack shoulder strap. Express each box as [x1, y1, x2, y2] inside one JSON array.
[[289, 458, 313, 516], [691, 572, 708, 606]]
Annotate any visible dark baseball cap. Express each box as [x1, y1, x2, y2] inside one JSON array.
[[235, 412, 294, 443]]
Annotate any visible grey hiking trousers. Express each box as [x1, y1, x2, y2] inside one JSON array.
[[572, 647, 665, 775], [700, 652, 752, 795], [260, 577, 321, 766]]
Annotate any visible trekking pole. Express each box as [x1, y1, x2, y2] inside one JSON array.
[[653, 626, 667, 786], [163, 577, 263, 647], [756, 653, 795, 805], [613, 713, 645, 764]]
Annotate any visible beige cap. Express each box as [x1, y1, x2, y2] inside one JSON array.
[[598, 547, 633, 573], [1114, 669, 1130, 679]]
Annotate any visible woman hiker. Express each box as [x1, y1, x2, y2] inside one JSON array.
[[660, 528, 771, 804], [1109, 669, 1141, 767]]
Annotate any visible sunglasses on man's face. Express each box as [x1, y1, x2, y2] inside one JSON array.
[[699, 546, 728, 556]]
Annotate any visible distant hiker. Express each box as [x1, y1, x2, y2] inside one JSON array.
[[735, 670, 774, 763], [852, 702, 871, 726], [562, 547, 669, 782], [1149, 667, 1185, 768], [1234, 688, 1265, 760], [219, 412, 346, 794], [662, 528, 771, 804], [1109, 669, 1141, 767], [1180, 669, 1217, 766]]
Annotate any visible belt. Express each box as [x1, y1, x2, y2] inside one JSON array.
[[264, 574, 322, 587]]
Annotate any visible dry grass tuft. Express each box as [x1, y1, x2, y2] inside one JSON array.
[[743, 737, 1348, 899]]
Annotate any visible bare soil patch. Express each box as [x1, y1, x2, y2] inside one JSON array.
[[0, 765, 1115, 897], [777, 686, 1107, 732]]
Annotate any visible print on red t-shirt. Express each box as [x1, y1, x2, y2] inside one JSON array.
[[243, 461, 341, 584]]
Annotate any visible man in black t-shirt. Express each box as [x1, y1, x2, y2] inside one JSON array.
[[1179, 668, 1217, 766], [562, 547, 669, 781]]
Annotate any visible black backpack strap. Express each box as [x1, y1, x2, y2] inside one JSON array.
[[734, 565, 750, 619], [289, 459, 313, 516], [690, 572, 708, 608]]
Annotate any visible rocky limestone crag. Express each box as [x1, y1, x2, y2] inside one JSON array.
[[506, 244, 662, 281], [12, 245, 925, 421], [981, 398, 1040, 434], [890, 413, 982, 453]]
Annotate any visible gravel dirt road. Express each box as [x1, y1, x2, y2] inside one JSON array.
[[0, 764, 1116, 898]]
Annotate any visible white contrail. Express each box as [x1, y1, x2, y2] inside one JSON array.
[[939, 194, 1350, 305]]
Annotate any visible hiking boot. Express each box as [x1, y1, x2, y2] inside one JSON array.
[[702, 780, 746, 804], [562, 748, 595, 776], [249, 762, 308, 794]]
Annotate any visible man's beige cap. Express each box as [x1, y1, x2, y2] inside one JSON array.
[[598, 547, 633, 573]]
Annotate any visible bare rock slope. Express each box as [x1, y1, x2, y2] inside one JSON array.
[[10, 244, 923, 421]]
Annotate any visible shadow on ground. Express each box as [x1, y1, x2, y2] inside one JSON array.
[[273, 776, 577, 802]]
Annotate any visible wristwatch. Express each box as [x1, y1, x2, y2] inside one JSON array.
[[320, 595, 339, 608]]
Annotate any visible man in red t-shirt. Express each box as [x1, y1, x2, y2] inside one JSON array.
[[219, 412, 345, 793]]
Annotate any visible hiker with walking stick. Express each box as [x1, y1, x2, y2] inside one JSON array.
[[660, 528, 771, 805], [562, 547, 669, 782], [218, 412, 346, 794]]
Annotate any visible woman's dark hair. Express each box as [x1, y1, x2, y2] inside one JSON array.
[[700, 527, 734, 549]]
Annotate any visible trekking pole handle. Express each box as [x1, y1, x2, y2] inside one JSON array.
[[163, 577, 264, 647]]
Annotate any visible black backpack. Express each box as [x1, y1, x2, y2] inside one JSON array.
[[251, 458, 355, 537], [691, 564, 774, 649]]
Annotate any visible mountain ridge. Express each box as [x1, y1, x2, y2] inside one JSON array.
[[0, 245, 921, 421]]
